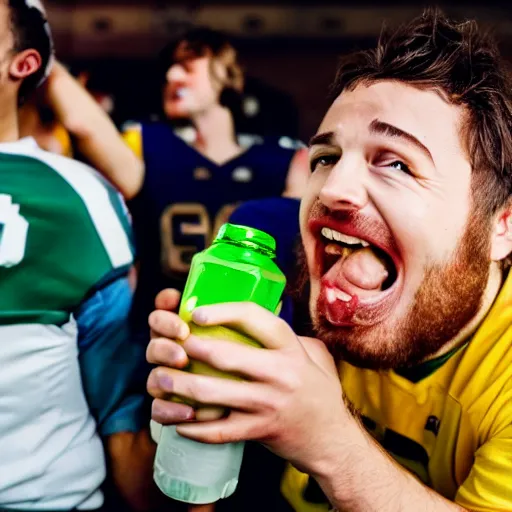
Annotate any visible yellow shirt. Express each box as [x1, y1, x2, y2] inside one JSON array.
[[282, 272, 512, 512], [52, 124, 73, 158], [122, 122, 143, 159]]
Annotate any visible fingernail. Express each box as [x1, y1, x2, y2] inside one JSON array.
[[183, 408, 196, 421], [152, 400, 195, 423], [192, 308, 208, 324], [157, 372, 174, 392], [152, 400, 167, 421]]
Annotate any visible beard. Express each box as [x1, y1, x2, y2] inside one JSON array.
[[297, 207, 493, 370]]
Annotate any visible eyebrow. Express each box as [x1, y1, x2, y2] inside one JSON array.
[[309, 132, 336, 147], [369, 119, 433, 163]]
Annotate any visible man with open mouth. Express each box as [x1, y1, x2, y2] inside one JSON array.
[[146, 9, 512, 512]]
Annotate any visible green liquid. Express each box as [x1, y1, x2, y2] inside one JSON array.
[[178, 224, 286, 382], [155, 224, 286, 504]]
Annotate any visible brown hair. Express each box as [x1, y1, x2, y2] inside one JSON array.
[[159, 27, 244, 94], [331, 8, 512, 216], [9, 0, 52, 103]]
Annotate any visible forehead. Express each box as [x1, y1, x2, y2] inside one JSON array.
[[320, 81, 466, 156]]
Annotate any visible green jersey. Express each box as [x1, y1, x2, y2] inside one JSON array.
[[0, 138, 132, 326], [0, 137, 134, 510]]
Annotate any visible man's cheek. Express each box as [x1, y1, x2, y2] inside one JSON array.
[[299, 193, 317, 234]]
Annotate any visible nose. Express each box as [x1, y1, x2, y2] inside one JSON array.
[[166, 63, 186, 84], [318, 153, 369, 211]]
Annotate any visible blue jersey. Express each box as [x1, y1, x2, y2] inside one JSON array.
[[125, 122, 299, 330], [229, 198, 301, 327]]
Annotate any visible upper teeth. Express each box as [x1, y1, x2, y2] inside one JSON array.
[[176, 88, 189, 98], [321, 227, 369, 247]]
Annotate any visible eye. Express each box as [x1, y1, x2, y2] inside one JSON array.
[[388, 160, 412, 174], [310, 154, 339, 173]]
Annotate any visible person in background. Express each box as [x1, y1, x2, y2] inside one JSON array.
[[0, 1, 154, 510], [76, 68, 116, 117], [18, 89, 72, 156], [147, 10, 512, 511], [44, 26, 310, 357]]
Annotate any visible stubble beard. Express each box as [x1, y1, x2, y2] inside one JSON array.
[[302, 209, 492, 370]]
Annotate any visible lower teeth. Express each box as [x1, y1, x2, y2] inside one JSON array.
[[326, 287, 351, 303]]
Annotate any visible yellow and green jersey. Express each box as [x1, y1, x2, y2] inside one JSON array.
[[282, 272, 512, 512]]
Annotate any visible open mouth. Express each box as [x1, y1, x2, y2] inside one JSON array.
[[320, 227, 397, 292], [172, 87, 189, 100], [310, 220, 403, 327]]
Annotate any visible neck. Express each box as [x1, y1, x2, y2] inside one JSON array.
[[426, 262, 503, 361], [191, 104, 240, 164], [18, 102, 39, 139], [0, 96, 20, 142]]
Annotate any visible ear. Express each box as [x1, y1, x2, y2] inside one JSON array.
[[9, 49, 42, 80], [490, 206, 512, 262]]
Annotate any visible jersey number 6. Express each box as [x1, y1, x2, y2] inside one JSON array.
[[160, 202, 239, 275]]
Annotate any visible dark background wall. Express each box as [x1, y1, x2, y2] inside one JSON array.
[[43, 1, 512, 141]]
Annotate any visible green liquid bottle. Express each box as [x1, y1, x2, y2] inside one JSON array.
[[153, 223, 286, 505]]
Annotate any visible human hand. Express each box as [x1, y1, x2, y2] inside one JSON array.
[[147, 296, 351, 477]]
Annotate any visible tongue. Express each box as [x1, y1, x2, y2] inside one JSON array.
[[326, 247, 389, 291]]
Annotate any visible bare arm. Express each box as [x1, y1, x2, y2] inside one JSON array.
[[314, 420, 467, 512], [107, 430, 157, 511], [45, 61, 144, 199]]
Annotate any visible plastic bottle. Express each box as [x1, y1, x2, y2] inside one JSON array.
[[153, 223, 286, 504]]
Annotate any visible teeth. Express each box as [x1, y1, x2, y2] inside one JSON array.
[[326, 287, 336, 303], [321, 227, 369, 247], [176, 88, 189, 98], [326, 287, 352, 303], [321, 227, 334, 240]]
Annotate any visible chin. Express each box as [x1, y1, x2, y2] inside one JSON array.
[[311, 311, 413, 370], [163, 104, 191, 120]]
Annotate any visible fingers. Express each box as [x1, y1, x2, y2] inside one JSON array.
[[195, 407, 226, 422], [192, 302, 297, 350], [150, 401, 224, 425], [147, 367, 264, 411], [182, 335, 280, 382], [176, 411, 263, 444], [149, 309, 189, 341], [146, 337, 189, 369], [154, 288, 181, 311], [151, 398, 195, 424]]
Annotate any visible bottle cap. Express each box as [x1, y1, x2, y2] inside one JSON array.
[[215, 223, 276, 257]]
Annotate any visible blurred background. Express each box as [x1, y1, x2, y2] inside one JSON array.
[[43, 0, 512, 142]]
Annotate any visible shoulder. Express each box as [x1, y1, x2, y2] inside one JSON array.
[[0, 139, 133, 270], [449, 300, 512, 439]]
